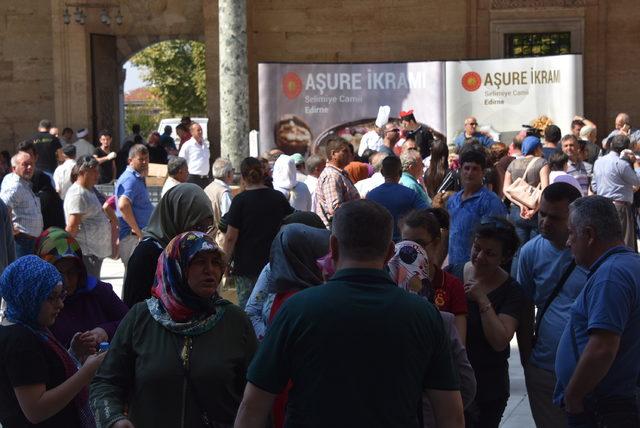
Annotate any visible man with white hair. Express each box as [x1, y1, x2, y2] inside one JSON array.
[[73, 128, 96, 159], [0, 152, 43, 256], [602, 112, 640, 149], [204, 157, 234, 235], [400, 150, 431, 206], [453, 116, 494, 149]]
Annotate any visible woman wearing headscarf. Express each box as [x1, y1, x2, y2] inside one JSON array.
[[90, 232, 257, 428], [272, 154, 312, 211], [245, 220, 329, 340], [121, 183, 214, 307], [0, 256, 105, 427], [36, 227, 128, 354]]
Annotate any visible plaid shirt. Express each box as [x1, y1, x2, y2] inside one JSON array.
[[0, 173, 43, 237], [314, 164, 360, 227]]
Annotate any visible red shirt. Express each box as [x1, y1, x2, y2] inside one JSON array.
[[432, 267, 468, 315]]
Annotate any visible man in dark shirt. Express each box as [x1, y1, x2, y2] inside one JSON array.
[[29, 119, 62, 174], [400, 109, 441, 159], [93, 130, 117, 184], [234, 199, 464, 428], [146, 131, 168, 164]]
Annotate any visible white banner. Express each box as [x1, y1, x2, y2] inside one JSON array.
[[445, 55, 583, 144], [258, 62, 445, 155]]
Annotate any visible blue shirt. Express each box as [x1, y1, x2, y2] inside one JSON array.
[[367, 182, 428, 241], [447, 186, 507, 265], [516, 235, 588, 371], [115, 167, 154, 239], [399, 172, 431, 207], [592, 151, 640, 203], [554, 246, 640, 404], [454, 132, 494, 148]]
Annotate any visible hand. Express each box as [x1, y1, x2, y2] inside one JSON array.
[[113, 419, 135, 428], [520, 206, 536, 220], [81, 350, 107, 376], [87, 327, 109, 344], [464, 282, 488, 304], [70, 331, 99, 361], [573, 115, 584, 121]]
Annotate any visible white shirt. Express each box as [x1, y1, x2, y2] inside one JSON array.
[[355, 172, 385, 198], [305, 175, 318, 208], [63, 183, 111, 258], [161, 176, 182, 197], [178, 137, 210, 176], [53, 158, 76, 199], [213, 179, 233, 216]]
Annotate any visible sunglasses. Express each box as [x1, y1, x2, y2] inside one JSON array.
[[385, 128, 400, 133]]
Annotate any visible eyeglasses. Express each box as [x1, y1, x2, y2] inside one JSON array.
[[385, 128, 400, 133], [410, 238, 435, 248], [467, 122, 478, 126], [46, 289, 68, 303]]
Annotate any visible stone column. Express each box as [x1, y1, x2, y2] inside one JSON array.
[[218, 0, 249, 168]]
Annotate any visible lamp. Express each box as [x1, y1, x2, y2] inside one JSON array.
[[63, 8, 71, 25], [64, 3, 123, 26]]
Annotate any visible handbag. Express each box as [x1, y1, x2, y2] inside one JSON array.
[[504, 157, 543, 210]]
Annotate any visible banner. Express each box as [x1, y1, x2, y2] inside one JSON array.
[[258, 62, 445, 155], [445, 55, 583, 144]]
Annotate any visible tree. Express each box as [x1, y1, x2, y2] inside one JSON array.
[[131, 40, 206, 117]]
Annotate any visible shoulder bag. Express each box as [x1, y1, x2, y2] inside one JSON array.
[[504, 157, 543, 210]]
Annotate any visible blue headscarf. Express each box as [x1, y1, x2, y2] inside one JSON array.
[[0, 255, 62, 328]]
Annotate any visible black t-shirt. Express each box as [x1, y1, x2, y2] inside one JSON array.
[[30, 132, 62, 174], [94, 148, 115, 184], [147, 145, 168, 165], [226, 188, 294, 277], [248, 268, 459, 428], [0, 324, 81, 427], [405, 125, 434, 159], [31, 170, 65, 230], [122, 237, 164, 307], [465, 277, 526, 402]]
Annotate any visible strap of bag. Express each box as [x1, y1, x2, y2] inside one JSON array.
[[534, 260, 576, 341], [180, 337, 214, 428], [520, 156, 540, 184]]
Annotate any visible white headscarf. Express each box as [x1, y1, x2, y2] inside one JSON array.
[[273, 154, 297, 191]]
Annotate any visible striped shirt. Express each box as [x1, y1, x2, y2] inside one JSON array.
[[0, 173, 43, 237]]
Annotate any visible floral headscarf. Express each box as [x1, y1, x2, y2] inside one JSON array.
[[387, 241, 433, 300], [147, 231, 230, 336], [35, 227, 96, 294]]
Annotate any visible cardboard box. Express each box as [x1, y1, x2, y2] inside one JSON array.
[[145, 163, 167, 187]]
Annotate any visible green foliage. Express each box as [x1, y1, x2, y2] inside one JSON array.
[[124, 105, 162, 138], [131, 40, 206, 117]]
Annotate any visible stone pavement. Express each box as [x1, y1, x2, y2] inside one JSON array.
[[101, 257, 535, 428]]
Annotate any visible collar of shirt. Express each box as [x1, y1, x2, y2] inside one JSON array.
[[187, 136, 205, 146], [326, 163, 348, 177], [587, 245, 633, 277], [458, 186, 486, 203], [125, 166, 143, 179], [401, 171, 419, 184], [329, 268, 396, 287], [213, 178, 230, 190]]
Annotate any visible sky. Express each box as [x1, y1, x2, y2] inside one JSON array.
[[123, 61, 147, 92]]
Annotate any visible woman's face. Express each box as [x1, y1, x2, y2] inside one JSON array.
[[187, 251, 224, 299], [470, 237, 506, 272], [54, 258, 81, 295], [81, 166, 99, 188], [37, 283, 65, 327]]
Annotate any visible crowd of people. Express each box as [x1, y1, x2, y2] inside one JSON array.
[[0, 109, 638, 428]]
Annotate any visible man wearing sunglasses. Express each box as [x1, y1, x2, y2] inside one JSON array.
[[453, 117, 495, 149], [378, 123, 400, 157]]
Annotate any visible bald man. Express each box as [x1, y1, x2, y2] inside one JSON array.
[[603, 112, 640, 149], [453, 116, 494, 149]]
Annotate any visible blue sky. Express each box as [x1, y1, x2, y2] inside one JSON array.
[[124, 61, 147, 92]]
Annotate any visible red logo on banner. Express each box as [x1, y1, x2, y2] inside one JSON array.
[[461, 72, 482, 92], [282, 72, 303, 99]]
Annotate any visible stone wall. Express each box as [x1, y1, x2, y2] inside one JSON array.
[[0, 2, 55, 152]]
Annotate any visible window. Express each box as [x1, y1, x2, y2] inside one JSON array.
[[504, 32, 571, 58]]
